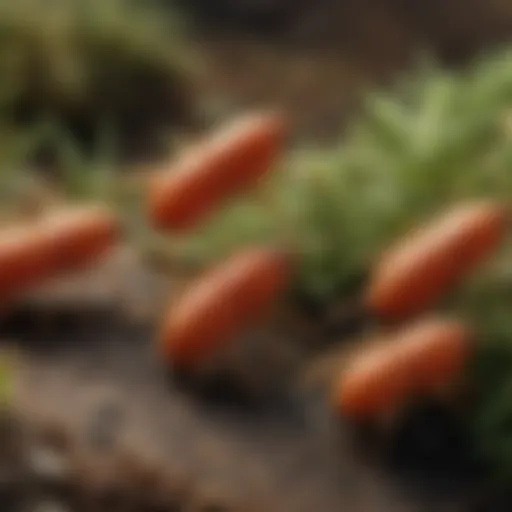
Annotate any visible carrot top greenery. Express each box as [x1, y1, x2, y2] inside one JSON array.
[[153, 49, 512, 305]]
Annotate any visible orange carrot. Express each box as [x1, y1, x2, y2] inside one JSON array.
[[42, 206, 120, 273], [333, 340, 412, 421], [333, 318, 469, 421], [147, 111, 288, 232], [0, 226, 52, 301], [158, 247, 290, 370], [365, 201, 508, 321], [0, 205, 120, 302], [403, 319, 469, 392]]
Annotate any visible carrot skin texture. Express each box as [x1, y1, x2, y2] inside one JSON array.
[[334, 342, 412, 420], [0, 228, 52, 300], [365, 201, 507, 321], [334, 318, 469, 421], [404, 320, 469, 392], [147, 111, 287, 232], [0, 206, 120, 301], [158, 247, 290, 370], [42, 206, 120, 273]]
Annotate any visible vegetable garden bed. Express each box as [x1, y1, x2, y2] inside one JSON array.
[[2, 38, 512, 512]]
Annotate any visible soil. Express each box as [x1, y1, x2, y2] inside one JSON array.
[[179, 0, 512, 60], [0, 248, 489, 512]]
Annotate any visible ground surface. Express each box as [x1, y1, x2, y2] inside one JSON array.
[[0, 249, 475, 512]]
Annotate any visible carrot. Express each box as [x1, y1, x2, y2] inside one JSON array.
[[365, 201, 508, 321], [403, 319, 469, 392], [0, 226, 53, 301], [0, 205, 120, 302], [42, 206, 120, 273], [333, 318, 469, 421], [147, 111, 288, 232], [158, 247, 290, 370], [333, 339, 412, 421]]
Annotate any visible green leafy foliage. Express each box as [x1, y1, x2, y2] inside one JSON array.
[[166, 48, 512, 303], [447, 241, 512, 483], [0, 352, 12, 408], [470, 341, 512, 482], [0, 0, 196, 162], [0, 0, 196, 223]]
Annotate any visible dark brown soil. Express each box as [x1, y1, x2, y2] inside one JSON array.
[[0, 249, 485, 512], [178, 0, 512, 60]]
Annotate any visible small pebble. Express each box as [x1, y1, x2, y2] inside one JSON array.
[[0, 413, 239, 512], [87, 399, 125, 451], [28, 445, 70, 483]]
